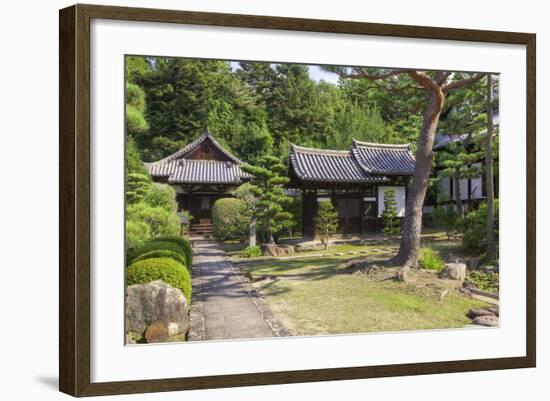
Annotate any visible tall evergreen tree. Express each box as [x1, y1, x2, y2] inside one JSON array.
[[241, 156, 292, 244]]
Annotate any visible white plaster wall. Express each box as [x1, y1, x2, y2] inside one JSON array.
[[378, 186, 406, 217]]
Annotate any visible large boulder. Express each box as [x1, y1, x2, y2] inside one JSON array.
[[260, 243, 295, 257], [472, 315, 499, 327], [467, 308, 496, 319], [126, 280, 190, 340], [439, 263, 467, 281]]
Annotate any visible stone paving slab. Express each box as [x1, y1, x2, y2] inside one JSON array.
[[188, 241, 287, 341]]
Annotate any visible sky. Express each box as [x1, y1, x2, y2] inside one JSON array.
[[229, 61, 340, 85]]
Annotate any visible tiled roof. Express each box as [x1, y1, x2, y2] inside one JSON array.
[[167, 160, 252, 184], [352, 140, 415, 176], [289, 145, 388, 184], [147, 132, 251, 185]]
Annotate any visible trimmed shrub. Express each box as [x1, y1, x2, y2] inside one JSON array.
[[461, 201, 499, 251], [212, 198, 250, 241], [127, 240, 185, 266], [419, 247, 445, 271], [132, 249, 186, 266], [126, 219, 151, 249], [126, 258, 191, 303], [126, 203, 180, 240], [155, 236, 193, 270], [240, 245, 261, 258], [145, 183, 178, 212]]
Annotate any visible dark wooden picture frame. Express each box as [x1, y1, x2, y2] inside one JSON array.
[[59, 3, 536, 397]]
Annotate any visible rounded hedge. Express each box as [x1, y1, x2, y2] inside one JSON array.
[[127, 240, 185, 266], [212, 198, 249, 241], [126, 258, 192, 304], [154, 236, 193, 270], [132, 249, 186, 266]]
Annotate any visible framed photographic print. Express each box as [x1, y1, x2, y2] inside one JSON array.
[[59, 3, 536, 397]]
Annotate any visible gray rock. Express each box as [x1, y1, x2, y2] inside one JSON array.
[[472, 315, 499, 327], [488, 305, 500, 316], [125, 280, 190, 339], [467, 308, 496, 319], [458, 287, 472, 297], [439, 263, 467, 281], [260, 243, 295, 256]]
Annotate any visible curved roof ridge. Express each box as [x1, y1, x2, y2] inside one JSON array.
[[291, 143, 351, 156], [149, 130, 243, 165], [352, 139, 411, 150]]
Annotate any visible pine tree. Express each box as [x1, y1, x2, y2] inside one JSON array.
[[315, 200, 338, 249], [437, 138, 483, 218], [381, 190, 400, 236], [241, 156, 292, 244]]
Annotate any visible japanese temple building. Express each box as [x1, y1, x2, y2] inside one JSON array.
[[147, 131, 252, 237], [148, 131, 416, 238], [287, 140, 415, 237]]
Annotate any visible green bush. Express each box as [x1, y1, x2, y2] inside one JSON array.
[[127, 240, 186, 266], [240, 245, 261, 258], [419, 247, 445, 271], [126, 203, 180, 239], [431, 205, 458, 239], [145, 183, 178, 212], [126, 258, 191, 303], [126, 173, 152, 204], [155, 236, 193, 269], [126, 219, 151, 249], [212, 198, 250, 241], [461, 201, 499, 251], [132, 249, 186, 266]]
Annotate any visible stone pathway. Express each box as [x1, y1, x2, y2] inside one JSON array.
[[188, 241, 287, 341]]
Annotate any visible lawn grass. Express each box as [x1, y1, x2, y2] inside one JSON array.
[[256, 275, 488, 335], [241, 246, 489, 335]]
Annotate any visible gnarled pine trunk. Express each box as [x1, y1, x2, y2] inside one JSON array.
[[392, 89, 445, 280]]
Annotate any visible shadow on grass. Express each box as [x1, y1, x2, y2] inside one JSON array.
[[242, 253, 397, 283]]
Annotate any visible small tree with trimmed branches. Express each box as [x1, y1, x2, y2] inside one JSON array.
[[315, 200, 338, 250], [381, 190, 400, 237], [241, 156, 292, 244]]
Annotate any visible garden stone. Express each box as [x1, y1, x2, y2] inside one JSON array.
[[472, 315, 499, 327], [467, 308, 496, 319], [145, 320, 169, 343], [488, 305, 500, 316], [277, 245, 295, 256], [126, 280, 190, 338], [439, 263, 467, 281], [261, 243, 278, 256]]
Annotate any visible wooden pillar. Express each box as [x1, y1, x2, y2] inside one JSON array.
[[302, 189, 306, 238], [360, 188, 365, 235], [188, 190, 193, 223]]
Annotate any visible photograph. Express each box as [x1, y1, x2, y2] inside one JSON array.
[[123, 56, 500, 344]]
